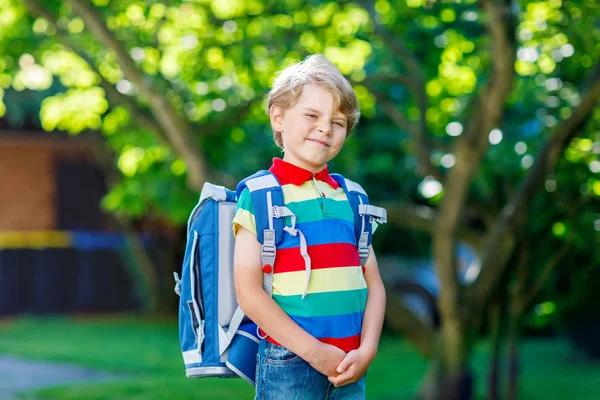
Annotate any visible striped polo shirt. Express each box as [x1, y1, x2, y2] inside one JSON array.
[[232, 158, 367, 352]]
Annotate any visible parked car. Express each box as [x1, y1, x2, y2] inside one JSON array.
[[379, 243, 481, 328]]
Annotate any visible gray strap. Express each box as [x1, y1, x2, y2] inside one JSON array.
[[358, 197, 367, 266], [358, 232, 370, 267], [173, 272, 181, 296], [256, 194, 278, 341], [358, 204, 388, 224], [261, 229, 276, 297], [272, 205, 296, 228], [274, 206, 312, 299], [228, 307, 245, 337], [218, 306, 245, 355], [356, 203, 386, 267], [284, 226, 311, 299]]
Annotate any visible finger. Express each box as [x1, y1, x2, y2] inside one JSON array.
[[328, 375, 346, 387], [328, 368, 355, 386], [329, 375, 354, 388], [336, 351, 357, 373], [328, 372, 347, 384]]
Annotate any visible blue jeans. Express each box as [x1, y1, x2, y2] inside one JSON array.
[[255, 340, 366, 400]]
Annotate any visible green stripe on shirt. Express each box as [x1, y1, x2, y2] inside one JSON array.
[[236, 188, 254, 213], [285, 198, 354, 224], [273, 288, 368, 317]]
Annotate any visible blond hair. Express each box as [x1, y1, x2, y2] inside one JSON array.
[[267, 54, 360, 148]]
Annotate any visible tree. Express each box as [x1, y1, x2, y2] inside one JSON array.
[[358, 1, 599, 398], [1, 0, 599, 398]]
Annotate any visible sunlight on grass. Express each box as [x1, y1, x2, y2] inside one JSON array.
[[0, 316, 598, 400]]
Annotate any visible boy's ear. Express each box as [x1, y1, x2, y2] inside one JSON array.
[[269, 104, 284, 133]]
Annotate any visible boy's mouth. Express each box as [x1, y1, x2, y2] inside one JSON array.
[[306, 138, 330, 147]]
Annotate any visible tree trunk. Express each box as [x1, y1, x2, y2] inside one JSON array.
[[118, 221, 160, 313], [416, 324, 474, 400], [384, 286, 437, 359], [507, 312, 520, 400], [507, 244, 527, 400], [488, 299, 503, 400], [416, 360, 474, 400]]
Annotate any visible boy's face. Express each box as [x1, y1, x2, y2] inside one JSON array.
[[270, 84, 347, 173]]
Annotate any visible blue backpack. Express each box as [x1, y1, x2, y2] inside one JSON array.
[[173, 170, 386, 385]]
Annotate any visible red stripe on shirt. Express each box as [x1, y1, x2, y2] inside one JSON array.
[[265, 334, 361, 353], [318, 334, 362, 353], [273, 242, 360, 274]]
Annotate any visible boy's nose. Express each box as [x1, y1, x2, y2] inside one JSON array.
[[319, 123, 332, 135]]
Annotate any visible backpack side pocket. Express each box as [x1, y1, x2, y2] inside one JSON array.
[[179, 230, 205, 368]]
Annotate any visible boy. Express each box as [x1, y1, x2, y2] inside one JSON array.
[[233, 54, 386, 399]]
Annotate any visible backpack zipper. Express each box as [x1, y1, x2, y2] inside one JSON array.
[[189, 230, 205, 350]]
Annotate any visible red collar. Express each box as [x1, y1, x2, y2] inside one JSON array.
[[268, 158, 340, 189]]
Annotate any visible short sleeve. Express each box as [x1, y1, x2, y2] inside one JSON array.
[[233, 188, 257, 237]]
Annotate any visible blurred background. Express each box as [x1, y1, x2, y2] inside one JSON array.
[[0, 0, 598, 399]]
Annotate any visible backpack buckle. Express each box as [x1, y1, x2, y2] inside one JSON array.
[[358, 232, 370, 266], [261, 244, 276, 258], [358, 246, 370, 260], [261, 229, 277, 271], [262, 229, 276, 259]]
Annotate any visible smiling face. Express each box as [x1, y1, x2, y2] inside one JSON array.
[[269, 84, 348, 173]]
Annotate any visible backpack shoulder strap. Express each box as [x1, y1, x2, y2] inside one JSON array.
[[236, 170, 284, 301], [330, 174, 387, 266], [217, 172, 285, 349], [235, 170, 285, 246]]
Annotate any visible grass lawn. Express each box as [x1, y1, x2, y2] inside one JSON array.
[[0, 315, 598, 400]]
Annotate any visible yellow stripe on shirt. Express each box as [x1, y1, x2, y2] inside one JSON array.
[[282, 181, 349, 204], [232, 208, 257, 236], [273, 266, 367, 296]]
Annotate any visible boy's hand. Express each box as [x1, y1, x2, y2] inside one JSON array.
[[328, 347, 374, 387], [306, 342, 347, 377]]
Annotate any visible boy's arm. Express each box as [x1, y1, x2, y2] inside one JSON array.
[[329, 246, 386, 386], [358, 246, 386, 358], [234, 226, 346, 376]]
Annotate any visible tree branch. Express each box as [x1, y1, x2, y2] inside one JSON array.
[[425, 1, 516, 361], [433, 0, 516, 327], [468, 202, 499, 231], [359, 0, 440, 181], [523, 240, 571, 309], [65, 0, 208, 190], [511, 239, 528, 314], [521, 191, 588, 310], [362, 72, 420, 94], [23, 0, 171, 147], [383, 202, 487, 252], [201, 100, 254, 136], [360, 3, 423, 84], [99, 82, 168, 143], [384, 202, 436, 231], [372, 90, 418, 137], [466, 60, 600, 320]]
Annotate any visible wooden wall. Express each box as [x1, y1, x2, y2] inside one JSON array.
[[0, 135, 93, 231], [0, 142, 55, 230]]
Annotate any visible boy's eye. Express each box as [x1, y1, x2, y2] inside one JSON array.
[[305, 114, 317, 119], [334, 121, 345, 127]]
